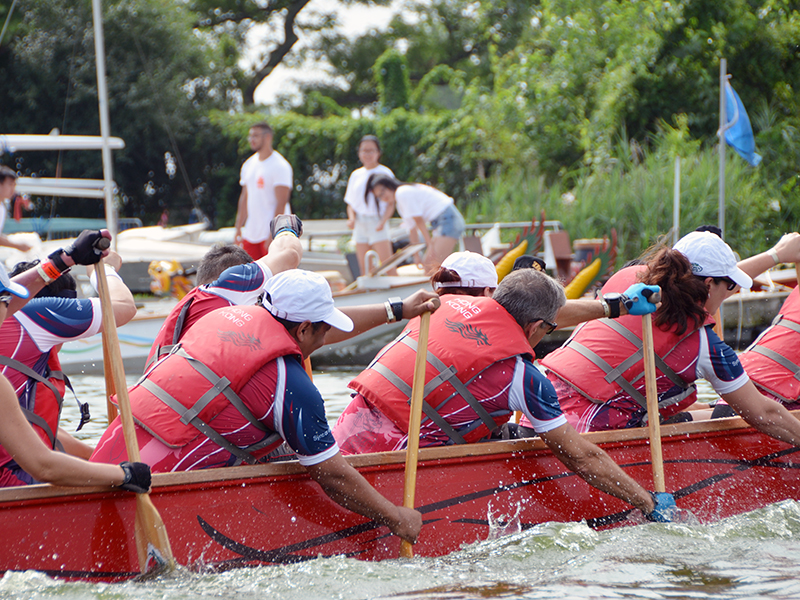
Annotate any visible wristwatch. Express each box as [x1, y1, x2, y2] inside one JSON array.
[[601, 293, 624, 319], [388, 297, 404, 322]]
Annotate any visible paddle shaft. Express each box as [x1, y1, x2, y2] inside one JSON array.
[[400, 311, 431, 558], [641, 288, 665, 493], [94, 257, 175, 572]]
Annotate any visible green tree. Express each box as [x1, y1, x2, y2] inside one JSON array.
[[0, 0, 240, 224]]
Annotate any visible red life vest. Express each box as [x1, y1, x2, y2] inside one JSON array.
[[146, 287, 233, 367], [129, 304, 301, 464], [740, 286, 800, 403], [0, 349, 65, 449], [349, 296, 533, 444], [541, 266, 701, 416]]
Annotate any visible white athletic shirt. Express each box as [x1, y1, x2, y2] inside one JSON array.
[[395, 184, 453, 230], [344, 164, 394, 218], [239, 151, 293, 243]]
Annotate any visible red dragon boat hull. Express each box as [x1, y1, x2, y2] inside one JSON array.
[[1, 415, 799, 582]]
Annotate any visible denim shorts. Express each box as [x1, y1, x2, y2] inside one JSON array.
[[430, 204, 465, 239], [353, 214, 391, 244]]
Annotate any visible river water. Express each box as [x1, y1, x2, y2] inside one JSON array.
[[3, 370, 800, 600]]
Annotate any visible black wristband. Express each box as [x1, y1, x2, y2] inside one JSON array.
[[47, 249, 69, 273], [388, 297, 403, 322], [602, 293, 622, 319]]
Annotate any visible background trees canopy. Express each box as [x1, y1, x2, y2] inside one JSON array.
[[0, 0, 798, 263]]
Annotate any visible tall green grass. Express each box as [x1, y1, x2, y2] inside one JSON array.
[[464, 142, 789, 267]]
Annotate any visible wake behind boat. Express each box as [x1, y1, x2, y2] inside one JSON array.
[[1, 413, 798, 581]]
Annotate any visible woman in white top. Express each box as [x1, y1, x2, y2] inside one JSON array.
[[344, 136, 395, 276], [366, 174, 466, 271]]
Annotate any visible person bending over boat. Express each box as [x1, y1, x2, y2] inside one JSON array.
[[332, 268, 675, 521], [366, 174, 466, 271], [0, 244, 150, 492], [345, 135, 396, 277], [538, 232, 800, 450], [90, 269, 422, 543], [147, 215, 440, 369]]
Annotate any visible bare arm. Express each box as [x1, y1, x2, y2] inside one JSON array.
[[235, 187, 248, 242], [274, 185, 291, 218], [376, 195, 395, 232], [257, 231, 302, 276], [412, 216, 432, 246], [540, 423, 655, 514], [555, 299, 606, 329], [87, 252, 137, 328], [0, 234, 31, 252], [0, 374, 124, 487], [324, 290, 441, 345], [738, 232, 800, 281], [722, 380, 800, 445], [346, 205, 356, 230], [306, 452, 422, 543], [56, 427, 93, 460]]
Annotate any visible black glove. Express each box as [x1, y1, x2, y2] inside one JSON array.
[[270, 215, 303, 239], [64, 230, 110, 266], [119, 461, 152, 494]]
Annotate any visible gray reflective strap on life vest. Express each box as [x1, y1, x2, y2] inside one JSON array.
[[398, 336, 498, 432], [750, 346, 800, 381], [143, 296, 196, 371], [568, 340, 649, 409], [370, 362, 467, 445], [19, 408, 57, 449], [173, 348, 268, 434], [602, 319, 690, 392], [0, 356, 63, 448], [138, 347, 274, 465], [140, 378, 260, 465]]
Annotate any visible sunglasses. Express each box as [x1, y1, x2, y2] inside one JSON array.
[[717, 277, 738, 291], [538, 319, 557, 334]]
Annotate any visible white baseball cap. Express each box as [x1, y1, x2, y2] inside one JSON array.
[[436, 251, 498, 289], [0, 264, 29, 299], [263, 270, 353, 332], [673, 231, 752, 290]]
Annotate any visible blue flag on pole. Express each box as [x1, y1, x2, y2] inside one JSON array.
[[724, 82, 762, 166]]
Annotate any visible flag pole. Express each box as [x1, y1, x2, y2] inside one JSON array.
[[718, 58, 727, 240], [672, 156, 680, 246]]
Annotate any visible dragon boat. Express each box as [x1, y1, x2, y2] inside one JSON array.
[[1, 413, 798, 582]]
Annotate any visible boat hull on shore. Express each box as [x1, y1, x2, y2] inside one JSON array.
[[1, 414, 798, 582]]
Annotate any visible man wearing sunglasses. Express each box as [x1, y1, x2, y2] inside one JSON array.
[[334, 268, 677, 523]]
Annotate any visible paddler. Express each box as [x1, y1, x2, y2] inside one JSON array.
[[90, 268, 422, 544], [535, 231, 800, 452], [147, 214, 440, 369], [0, 232, 150, 493], [332, 265, 677, 522]]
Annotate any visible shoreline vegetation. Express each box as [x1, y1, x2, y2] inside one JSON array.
[[0, 0, 797, 268]]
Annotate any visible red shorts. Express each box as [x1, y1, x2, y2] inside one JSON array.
[[241, 239, 267, 260]]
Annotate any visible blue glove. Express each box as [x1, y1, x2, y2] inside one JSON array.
[[622, 283, 660, 316], [646, 491, 676, 522]]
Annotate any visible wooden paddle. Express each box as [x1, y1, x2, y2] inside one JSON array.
[[94, 253, 175, 576], [400, 311, 431, 558], [102, 336, 118, 424], [641, 288, 665, 493]]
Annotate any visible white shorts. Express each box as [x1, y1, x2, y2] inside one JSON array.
[[353, 214, 391, 245]]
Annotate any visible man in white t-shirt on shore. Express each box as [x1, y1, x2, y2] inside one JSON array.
[[235, 122, 293, 260]]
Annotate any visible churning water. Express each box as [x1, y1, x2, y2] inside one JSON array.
[[5, 370, 800, 600]]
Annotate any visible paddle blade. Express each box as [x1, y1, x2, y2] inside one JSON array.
[[134, 494, 175, 579]]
